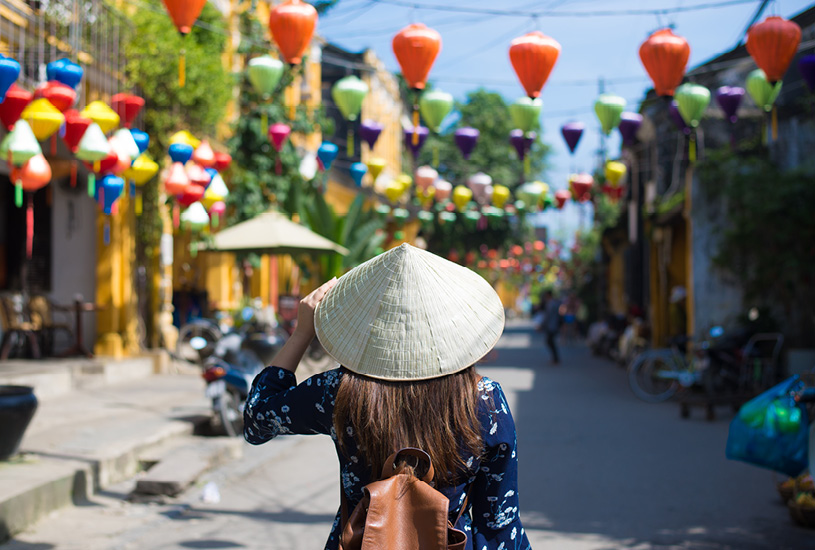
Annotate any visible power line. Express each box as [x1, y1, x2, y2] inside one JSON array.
[[368, 0, 760, 18]]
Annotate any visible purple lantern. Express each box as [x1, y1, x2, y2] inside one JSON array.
[[618, 112, 643, 147], [560, 122, 584, 154], [798, 55, 815, 93], [715, 86, 745, 124], [403, 126, 429, 159], [509, 129, 535, 160], [668, 100, 691, 135], [359, 119, 383, 150], [454, 127, 479, 160]]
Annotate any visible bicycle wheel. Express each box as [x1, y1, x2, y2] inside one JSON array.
[[628, 352, 681, 403], [176, 319, 222, 364]]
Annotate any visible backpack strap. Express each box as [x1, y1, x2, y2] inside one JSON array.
[[381, 447, 435, 483]]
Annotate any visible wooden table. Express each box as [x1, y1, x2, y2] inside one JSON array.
[[59, 299, 101, 358]]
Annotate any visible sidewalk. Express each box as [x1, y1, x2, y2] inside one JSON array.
[[0, 355, 213, 543]]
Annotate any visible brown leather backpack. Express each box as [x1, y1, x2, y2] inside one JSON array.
[[339, 448, 468, 550]]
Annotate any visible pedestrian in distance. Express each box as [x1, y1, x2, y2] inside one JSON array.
[[244, 244, 532, 550], [541, 290, 562, 365]]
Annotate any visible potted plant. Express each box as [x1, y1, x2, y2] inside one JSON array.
[[0, 385, 38, 461]]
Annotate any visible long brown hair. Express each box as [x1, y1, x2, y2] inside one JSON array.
[[333, 366, 483, 486]]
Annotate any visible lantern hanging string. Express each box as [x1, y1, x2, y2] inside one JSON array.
[[347, 127, 354, 157], [135, 191, 143, 216], [179, 48, 186, 88], [26, 193, 34, 259], [771, 106, 778, 141], [688, 132, 697, 164]]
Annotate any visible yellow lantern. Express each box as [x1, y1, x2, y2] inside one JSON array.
[[202, 173, 229, 210], [395, 174, 412, 194], [492, 184, 511, 208], [605, 160, 627, 187], [452, 185, 473, 211], [417, 185, 435, 207], [124, 154, 159, 186], [80, 101, 120, 134], [367, 157, 386, 182], [21, 99, 65, 141], [169, 130, 201, 149], [385, 181, 404, 203]]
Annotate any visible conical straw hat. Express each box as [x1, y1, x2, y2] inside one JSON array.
[[314, 243, 505, 381]]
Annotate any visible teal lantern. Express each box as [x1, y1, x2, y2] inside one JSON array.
[[248, 55, 285, 135], [332, 75, 369, 156], [419, 89, 453, 133], [509, 97, 542, 133], [594, 94, 626, 135]]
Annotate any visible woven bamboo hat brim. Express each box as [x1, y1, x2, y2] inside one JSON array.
[[314, 243, 505, 381]]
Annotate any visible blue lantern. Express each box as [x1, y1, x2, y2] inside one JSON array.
[[46, 58, 65, 82], [52, 58, 83, 90], [99, 175, 124, 215], [204, 167, 218, 189], [0, 56, 20, 102], [350, 162, 367, 187], [130, 129, 150, 155], [168, 142, 194, 164], [317, 142, 339, 171]]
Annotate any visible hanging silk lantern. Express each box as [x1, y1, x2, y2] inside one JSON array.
[[509, 129, 535, 162], [268, 0, 318, 65], [366, 157, 386, 182], [675, 83, 710, 129], [509, 97, 542, 133], [799, 55, 815, 93], [192, 140, 216, 168], [715, 87, 745, 124], [268, 123, 291, 175], [75, 122, 110, 198], [639, 28, 690, 97], [98, 174, 124, 243], [509, 31, 561, 99], [618, 113, 643, 147], [186, 162, 210, 189], [454, 127, 479, 160], [209, 200, 226, 228], [375, 204, 392, 219], [202, 173, 228, 211], [434, 179, 452, 201], [385, 180, 405, 203], [247, 55, 285, 97], [21, 99, 65, 141], [560, 122, 583, 154], [594, 94, 626, 135], [605, 161, 627, 187], [12, 154, 50, 258], [555, 189, 571, 209], [84, 151, 118, 181], [359, 120, 383, 150], [181, 203, 209, 241], [516, 181, 547, 211], [1, 120, 42, 171], [33, 81, 76, 113], [63, 110, 91, 153], [164, 161, 190, 198], [746, 16, 801, 84], [492, 185, 510, 208], [0, 84, 32, 130], [213, 152, 232, 172], [178, 183, 205, 207], [161, 0, 207, 86], [130, 129, 150, 155], [746, 69, 782, 112], [112, 128, 141, 162], [124, 154, 159, 215], [570, 173, 593, 202], [417, 210, 434, 225], [110, 93, 145, 128], [332, 75, 369, 156], [169, 130, 201, 149], [419, 89, 453, 133], [168, 142, 194, 164], [414, 165, 437, 190], [80, 101, 119, 134], [452, 185, 472, 211], [107, 137, 132, 176], [50, 58, 83, 89], [350, 162, 367, 187], [404, 126, 429, 160], [417, 186, 435, 208], [0, 56, 20, 101], [467, 172, 492, 204], [393, 23, 441, 143], [317, 141, 339, 171]]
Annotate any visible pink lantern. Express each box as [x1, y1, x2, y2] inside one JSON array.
[[467, 172, 492, 204], [414, 165, 438, 190], [434, 179, 452, 201], [186, 162, 211, 187], [555, 189, 571, 209], [164, 162, 190, 196], [209, 200, 226, 227], [268, 123, 291, 175], [570, 173, 593, 202]]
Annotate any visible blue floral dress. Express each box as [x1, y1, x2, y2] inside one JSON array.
[[245, 366, 532, 550]]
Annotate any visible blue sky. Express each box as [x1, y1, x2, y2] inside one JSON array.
[[316, 0, 813, 240]]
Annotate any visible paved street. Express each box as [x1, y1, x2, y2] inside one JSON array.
[[3, 321, 811, 549]]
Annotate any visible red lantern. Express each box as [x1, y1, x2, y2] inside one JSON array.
[[509, 31, 561, 99], [213, 152, 232, 172], [192, 140, 216, 168], [164, 162, 190, 196], [161, 0, 206, 35], [268, 0, 318, 65], [110, 93, 145, 128], [177, 184, 204, 207], [639, 29, 690, 97], [555, 189, 571, 209], [34, 81, 76, 113], [62, 110, 92, 152], [83, 151, 118, 176], [392, 23, 442, 91], [571, 174, 593, 202], [746, 16, 802, 84], [0, 84, 33, 130], [602, 185, 625, 201], [13, 154, 51, 192]]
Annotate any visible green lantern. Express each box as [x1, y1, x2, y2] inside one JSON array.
[[594, 94, 626, 135], [419, 90, 453, 133], [675, 83, 710, 128], [332, 75, 369, 156], [516, 181, 547, 211], [746, 69, 782, 113], [417, 210, 434, 226], [509, 97, 542, 133], [375, 203, 391, 219], [0, 120, 42, 207], [248, 55, 285, 98]]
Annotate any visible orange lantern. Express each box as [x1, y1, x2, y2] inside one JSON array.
[[509, 31, 561, 99], [268, 0, 318, 66], [11, 154, 51, 258], [638, 28, 690, 97], [161, 0, 207, 87], [746, 16, 801, 84], [393, 23, 441, 142]]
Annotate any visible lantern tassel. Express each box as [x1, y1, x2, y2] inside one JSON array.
[[771, 106, 778, 141], [88, 172, 96, 198], [412, 108, 420, 146], [26, 194, 33, 259], [172, 204, 180, 229], [347, 127, 354, 157], [104, 219, 110, 246], [70, 161, 77, 188], [689, 133, 697, 164], [179, 49, 186, 88], [51, 134, 57, 156], [524, 155, 531, 176], [135, 192, 143, 216], [15, 182, 22, 208], [261, 111, 268, 137]]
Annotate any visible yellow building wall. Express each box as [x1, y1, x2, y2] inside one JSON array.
[[648, 220, 688, 347]]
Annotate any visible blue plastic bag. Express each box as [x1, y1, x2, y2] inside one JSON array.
[[726, 375, 809, 477]]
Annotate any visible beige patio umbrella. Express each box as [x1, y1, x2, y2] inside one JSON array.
[[203, 210, 348, 256]]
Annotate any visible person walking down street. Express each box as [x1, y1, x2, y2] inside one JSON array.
[[243, 244, 532, 550], [541, 290, 562, 365]]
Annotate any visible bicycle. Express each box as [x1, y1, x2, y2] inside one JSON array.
[[627, 336, 702, 403]]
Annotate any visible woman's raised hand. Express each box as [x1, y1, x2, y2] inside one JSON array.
[[294, 277, 338, 341]]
